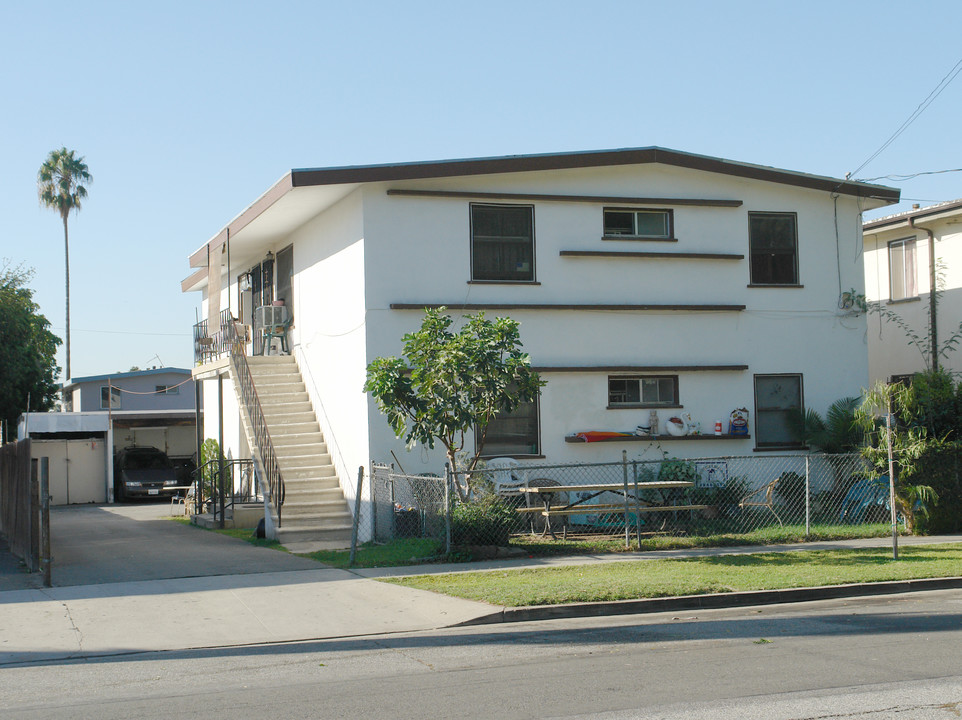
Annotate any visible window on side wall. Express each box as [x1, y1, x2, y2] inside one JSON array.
[[479, 397, 540, 457], [749, 212, 798, 285], [100, 386, 121, 410], [608, 376, 679, 407], [888, 237, 918, 301], [471, 203, 534, 282], [603, 208, 672, 238], [754, 374, 803, 448], [155, 385, 179, 395]]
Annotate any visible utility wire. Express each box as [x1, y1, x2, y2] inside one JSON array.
[[860, 168, 962, 182], [852, 56, 962, 179]]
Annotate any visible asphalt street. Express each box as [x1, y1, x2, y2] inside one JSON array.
[[2, 590, 960, 719]]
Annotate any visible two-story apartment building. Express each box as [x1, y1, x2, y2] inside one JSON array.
[[863, 199, 962, 384], [183, 147, 898, 542]]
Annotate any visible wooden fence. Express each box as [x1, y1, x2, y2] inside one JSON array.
[[0, 439, 39, 571]]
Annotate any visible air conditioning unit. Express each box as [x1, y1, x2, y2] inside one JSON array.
[[254, 305, 289, 327]]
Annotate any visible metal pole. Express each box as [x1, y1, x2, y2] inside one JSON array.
[[886, 402, 899, 560], [444, 463, 451, 555], [217, 375, 225, 529], [804, 456, 810, 537], [349, 466, 364, 566], [621, 450, 630, 549], [39, 457, 51, 588], [632, 460, 642, 548]]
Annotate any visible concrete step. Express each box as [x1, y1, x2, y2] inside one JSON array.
[[259, 392, 310, 406], [277, 525, 353, 546], [264, 421, 319, 436], [284, 487, 345, 503], [283, 469, 338, 484], [284, 476, 340, 492], [255, 381, 306, 394], [280, 454, 334, 470], [261, 411, 316, 425], [282, 506, 352, 522], [272, 432, 326, 448]]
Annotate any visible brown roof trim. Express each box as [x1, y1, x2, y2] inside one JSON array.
[[386, 188, 743, 207], [390, 303, 746, 312], [293, 147, 899, 201], [181, 267, 207, 293], [188, 174, 294, 268], [863, 197, 962, 231], [560, 250, 744, 260]]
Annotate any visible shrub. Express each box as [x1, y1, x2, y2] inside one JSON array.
[[451, 495, 517, 546]]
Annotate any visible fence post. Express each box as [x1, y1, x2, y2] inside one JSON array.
[[39, 457, 51, 588], [444, 463, 452, 555], [632, 460, 642, 548], [349, 466, 364, 566], [805, 456, 811, 537], [621, 450, 630, 549], [370, 461, 377, 543]]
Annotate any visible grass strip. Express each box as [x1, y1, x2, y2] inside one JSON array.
[[382, 543, 962, 606]]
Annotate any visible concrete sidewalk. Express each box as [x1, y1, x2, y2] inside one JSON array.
[[0, 567, 494, 665], [1, 533, 959, 666]]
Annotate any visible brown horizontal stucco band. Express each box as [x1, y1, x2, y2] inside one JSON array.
[[389, 303, 746, 311]]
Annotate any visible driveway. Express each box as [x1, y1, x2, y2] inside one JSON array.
[[0, 502, 321, 590]]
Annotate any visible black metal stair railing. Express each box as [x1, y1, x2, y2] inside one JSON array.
[[193, 309, 234, 364], [227, 321, 285, 526]]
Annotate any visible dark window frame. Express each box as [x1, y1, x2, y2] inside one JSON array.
[[749, 211, 799, 286], [470, 202, 536, 283], [753, 373, 804, 449], [887, 236, 918, 301], [603, 207, 673, 239], [477, 395, 541, 458], [607, 375, 680, 408], [100, 386, 122, 410]]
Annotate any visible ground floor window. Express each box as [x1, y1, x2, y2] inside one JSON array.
[[479, 397, 540, 457], [753, 373, 803, 448]]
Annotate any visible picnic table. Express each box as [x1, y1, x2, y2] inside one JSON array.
[[517, 480, 705, 542]]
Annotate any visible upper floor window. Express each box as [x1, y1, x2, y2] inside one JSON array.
[[754, 373, 803, 449], [155, 384, 179, 395], [603, 208, 672, 238], [471, 203, 534, 282], [749, 212, 798, 285], [101, 386, 121, 410], [888, 237, 918, 301], [608, 376, 679, 407]]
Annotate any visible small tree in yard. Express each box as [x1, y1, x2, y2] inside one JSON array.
[[364, 308, 544, 500]]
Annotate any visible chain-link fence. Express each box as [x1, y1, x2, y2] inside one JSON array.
[[352, 453, 892, 556]]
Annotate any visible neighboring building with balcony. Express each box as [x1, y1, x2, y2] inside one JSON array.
[[863, 199, 962, 384], [182, 146, 899, 542]]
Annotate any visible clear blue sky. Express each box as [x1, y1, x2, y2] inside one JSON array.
[[3, 0, 961, 382]]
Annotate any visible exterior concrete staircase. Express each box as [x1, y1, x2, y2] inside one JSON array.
[[240, 355, 353, 547]]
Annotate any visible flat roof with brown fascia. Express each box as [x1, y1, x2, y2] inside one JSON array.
[[183, 147, 900, 288], [863, 197, 962, 232]]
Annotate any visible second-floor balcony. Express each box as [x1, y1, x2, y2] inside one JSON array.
[[193, 305, 291, 365]]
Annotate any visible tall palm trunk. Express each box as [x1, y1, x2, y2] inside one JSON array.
[[62, 213, 70, 381]]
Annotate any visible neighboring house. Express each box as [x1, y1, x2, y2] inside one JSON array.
[[863, 199, 962, 385], [181, 146, 898, 541], [18, 367, 201, 505]]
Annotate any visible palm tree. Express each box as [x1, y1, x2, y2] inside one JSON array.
[[38, 148, 92, 381]]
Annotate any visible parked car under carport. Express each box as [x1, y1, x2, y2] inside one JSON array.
[[113, 446, 181, 502]]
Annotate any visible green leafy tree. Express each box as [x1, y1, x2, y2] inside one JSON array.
[[0, 263, 62, 442], [364, 308, 544, 500], [38, 147, 92, 381]]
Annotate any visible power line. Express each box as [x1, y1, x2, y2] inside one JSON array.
[[860, 168, 962, 182], [852, 56, 962, 179]]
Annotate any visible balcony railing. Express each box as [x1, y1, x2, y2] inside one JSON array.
[[193, 309, 234, 365]]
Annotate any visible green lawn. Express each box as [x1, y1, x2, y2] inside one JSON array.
[[382, 543, 962, 607]]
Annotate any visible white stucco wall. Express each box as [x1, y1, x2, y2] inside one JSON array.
[[863, 212, 962, 384], [358, 165, 875, 471], [288, 189, 370, 496]]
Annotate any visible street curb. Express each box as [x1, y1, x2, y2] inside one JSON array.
[[455, 576, 962, 626]]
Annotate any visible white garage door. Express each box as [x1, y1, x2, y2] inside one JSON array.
[[32, 438, 108, 505]]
